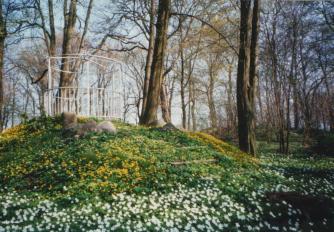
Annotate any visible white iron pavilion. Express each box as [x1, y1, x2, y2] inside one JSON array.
[[44, 54, 124, 119]]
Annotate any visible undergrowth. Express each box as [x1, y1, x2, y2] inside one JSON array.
[[0, 116, 333, 231]]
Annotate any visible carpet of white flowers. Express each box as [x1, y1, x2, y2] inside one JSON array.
[[1, 164, 333, 232]]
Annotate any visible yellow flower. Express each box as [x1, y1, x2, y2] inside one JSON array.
[[187, 132, 259, 165], [0, 124, 27, 142]]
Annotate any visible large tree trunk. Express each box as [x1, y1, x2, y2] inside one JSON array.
[[140, 0, 155, 122], [48, 0, 56, 57], [56, 0, 77, 113], [236, 0, 260, 155], [141, 0, 170, 125], [59, 0, 77, 89], [0, 0, 6, 132], [237, 0, 251, 153]]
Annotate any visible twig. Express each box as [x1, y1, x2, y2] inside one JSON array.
[[170, 159, 217, 166]]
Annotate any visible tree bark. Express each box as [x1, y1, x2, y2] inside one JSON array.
[[208, 66, 217, 129], [179, 25, 187, 129], [187, 75, 192, 130], [168, 74, 176, 122], [48, 0, 56, 57], [191, 84, 197, 131], [11, 81, 16, 127], [0, 0, 6, 132], [140, 0, 155, 122], [141, 0, 170, 125], [285, 86, 291, 154], [236, 0, 260, 155], [160, 80, 171, 123], [59, 0, 77, 89], [237, 0, 252, 153], [226, 63, 234, 132]]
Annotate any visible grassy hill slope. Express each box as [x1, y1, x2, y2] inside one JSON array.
[[0, 116, 333, 231]]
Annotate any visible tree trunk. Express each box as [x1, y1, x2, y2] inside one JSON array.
[[293, 87, 299, 129], [322, 58, 334, 132], [47, 0, 57, 114], [141, 0, 170, 125], [226, 63, 234, 132], [48, 0, 56, 56], [303, 102, 312, 146], [59, 0, 77, 90], [237, 0, 251, 153], [0, 0, 5, 132], [0, 37, 4, 131], [291, 21, 299, 131], [187, 75, 197, 131], [140, 0, 155, 122], [236, 0, 260, 155], [179, 26, 187, 129], [35, 0, 57, 114], [187, 80, 191, 130], [208, 67, 217, 129], [248, 0, 260, 154], [285, 86, 291, 154], [11, 82, 16, 127], [160, 79, 171, 123], [187, 77, 193, 130], [168, 75, 176, 123], [180, 76, 187, 129]]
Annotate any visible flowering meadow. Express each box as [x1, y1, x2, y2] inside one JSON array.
[[0, 117, 333, 231]]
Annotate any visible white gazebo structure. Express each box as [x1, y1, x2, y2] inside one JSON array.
[[44, 54, 124, 119]]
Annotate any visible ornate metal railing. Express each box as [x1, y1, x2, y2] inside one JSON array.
[[44, 87, 123, 119], [44, 54, 124, 119]]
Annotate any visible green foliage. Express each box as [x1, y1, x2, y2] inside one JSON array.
[[0, 116, 333, 231], [0, 116, 253, 196]]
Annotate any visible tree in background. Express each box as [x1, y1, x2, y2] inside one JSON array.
[[0, 0, 35, 131], [0, 0, 5, 131]]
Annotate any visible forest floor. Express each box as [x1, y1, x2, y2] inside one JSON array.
[[0, 116, 333, 232]]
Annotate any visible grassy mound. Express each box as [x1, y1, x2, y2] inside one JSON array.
[[0, 116, 333, 231], [0, 116, 255, 196]]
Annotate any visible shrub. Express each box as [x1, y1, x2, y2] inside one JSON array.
[[312, 132, 334, 156]]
